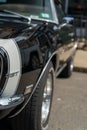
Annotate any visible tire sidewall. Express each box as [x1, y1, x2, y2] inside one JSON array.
[[35, 62, 54, 130]]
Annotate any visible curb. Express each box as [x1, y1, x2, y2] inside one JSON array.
[[74, 67, 87, 73], [74, 48, 87, 73]]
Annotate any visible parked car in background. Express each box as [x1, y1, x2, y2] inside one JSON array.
[[0, 0, 77, 130], [63, 0, 87, 38]]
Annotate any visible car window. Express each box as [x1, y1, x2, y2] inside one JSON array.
[[54, 2, 65, 23], [0, 0, 54, 21]]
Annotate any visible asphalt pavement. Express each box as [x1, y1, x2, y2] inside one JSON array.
[[48, 72, 87, 130]]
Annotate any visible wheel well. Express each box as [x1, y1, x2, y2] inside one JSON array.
[[30, 51, 39, 57], [51, 55, 57, 71]]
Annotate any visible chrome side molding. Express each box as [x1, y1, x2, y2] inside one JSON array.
[[0, 94, 24, 110]]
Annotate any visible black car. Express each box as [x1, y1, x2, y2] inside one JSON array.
[[0, 0, 77, 130]]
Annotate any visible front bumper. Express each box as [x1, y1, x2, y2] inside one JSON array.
[[0, 94, 24, 110]]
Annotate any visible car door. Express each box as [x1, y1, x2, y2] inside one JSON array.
[[54, 1, 75, 63]]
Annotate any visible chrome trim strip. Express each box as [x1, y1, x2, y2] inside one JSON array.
[[0, 94, 24, 110], [55, 63, 67, 77], [50, 0, 59, 24]]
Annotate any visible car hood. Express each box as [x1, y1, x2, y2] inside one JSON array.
[[0, 18, 34, 39]]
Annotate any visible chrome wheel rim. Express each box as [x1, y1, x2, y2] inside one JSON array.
[[41, 73, 53, 126]]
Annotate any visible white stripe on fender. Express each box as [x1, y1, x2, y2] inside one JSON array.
[[0, 39, 21, 97]]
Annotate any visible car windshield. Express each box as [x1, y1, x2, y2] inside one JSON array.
[[0, 0, 57, 22]]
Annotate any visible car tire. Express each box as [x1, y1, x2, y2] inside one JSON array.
[[59, 56, 74, 78], [11, 62, 54, 130]]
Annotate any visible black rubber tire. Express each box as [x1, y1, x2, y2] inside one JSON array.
[[10, 62, 54, 130], [59, 56, 74, 78]]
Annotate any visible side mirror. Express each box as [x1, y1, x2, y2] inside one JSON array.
[[63, 16, 74, 24]]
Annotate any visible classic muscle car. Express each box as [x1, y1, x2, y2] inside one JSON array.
[[0, 0, 77, 130]]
